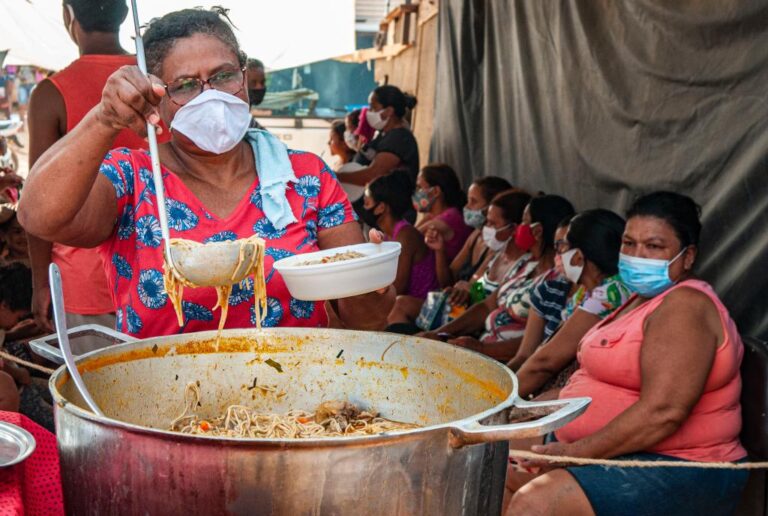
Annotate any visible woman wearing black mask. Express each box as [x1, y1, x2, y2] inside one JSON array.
[[246, 57, 266, 107], [362, 171, 438, 299]]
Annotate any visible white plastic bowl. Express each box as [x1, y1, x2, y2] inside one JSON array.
[[273, 242, 401, 301]]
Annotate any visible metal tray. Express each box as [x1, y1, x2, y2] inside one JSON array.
[[0, 421, 36, 467]]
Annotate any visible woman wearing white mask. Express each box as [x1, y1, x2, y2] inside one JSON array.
[[386, 182, 521, 332], [508, 209, 631, 379], [336, 85, 419, 188], [18, 8, 394, 338], [418, 195, 575, 362], [506, 192, 748, 516]]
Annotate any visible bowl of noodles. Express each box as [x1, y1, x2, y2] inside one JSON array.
[[273, 242, 401, 300]]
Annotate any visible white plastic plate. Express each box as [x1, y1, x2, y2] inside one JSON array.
[[273, 242, 401, 301]]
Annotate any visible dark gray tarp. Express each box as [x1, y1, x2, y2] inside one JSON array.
[[432, 0, 768, 339]]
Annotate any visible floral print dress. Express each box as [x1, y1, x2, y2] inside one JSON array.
[[98, 148, 356, 338]]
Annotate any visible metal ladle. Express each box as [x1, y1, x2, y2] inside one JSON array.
[[50, 264, 104, 417], [129, 0, 257, 287]]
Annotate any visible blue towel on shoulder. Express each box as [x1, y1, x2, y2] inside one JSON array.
[[245, 129, 298, 230]]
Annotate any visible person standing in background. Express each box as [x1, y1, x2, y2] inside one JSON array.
[[247, 58, 268, 130], [246, 58, 267, 108], [27, 0, 147, 352]]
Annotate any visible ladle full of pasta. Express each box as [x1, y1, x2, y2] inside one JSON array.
[[129, 0, 266, 326]]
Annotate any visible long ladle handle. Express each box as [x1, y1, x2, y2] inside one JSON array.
[[129, 0, 173, 263], [49, 264, 104, 417]]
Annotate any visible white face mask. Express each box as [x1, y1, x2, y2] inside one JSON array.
[[560, 248, 585, 284], [343, 130, 358, 151], [170, 89, 251, 154], [366, 108, 387, 131], [482, 224, 511, 252]]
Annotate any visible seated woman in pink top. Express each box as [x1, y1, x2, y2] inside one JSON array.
[[506, 192, 748, 516], [413, 164, 473, 261], [362, 171, 438, 301]]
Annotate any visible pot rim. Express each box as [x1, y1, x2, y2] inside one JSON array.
[[50, 328, 519, 447]]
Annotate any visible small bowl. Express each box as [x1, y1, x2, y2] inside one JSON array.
[[273, 242, 401, 300]]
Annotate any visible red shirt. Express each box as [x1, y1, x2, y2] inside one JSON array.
[[98, 148, 357, 338], [49, 55, 149, 314]]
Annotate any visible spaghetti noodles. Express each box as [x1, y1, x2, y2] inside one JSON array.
[[163, 236, 267, 332], [170, 382, 420, 438]]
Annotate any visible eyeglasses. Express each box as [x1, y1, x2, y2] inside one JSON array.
[[165, 67, 246, 106]]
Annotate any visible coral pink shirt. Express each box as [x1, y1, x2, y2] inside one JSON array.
[[97, 148, 356, 338], [557, 279, 746, 462]]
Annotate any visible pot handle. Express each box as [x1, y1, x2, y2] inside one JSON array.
[[448, 396, 591, 448], [29, 324, 136, 365]]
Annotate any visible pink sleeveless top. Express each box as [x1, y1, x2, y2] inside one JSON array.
[[557, 279, 746, 462], [392, 220, 439, 299]]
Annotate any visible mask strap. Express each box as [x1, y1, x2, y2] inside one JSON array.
[[494, 223, 512, 235], [669, 246, 688, 264]]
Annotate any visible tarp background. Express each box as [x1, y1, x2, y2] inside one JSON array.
[[432, 0, 768, 340]]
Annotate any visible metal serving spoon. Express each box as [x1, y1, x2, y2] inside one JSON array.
[[50, 264, 104, 417], [129, 0, 258, 287]]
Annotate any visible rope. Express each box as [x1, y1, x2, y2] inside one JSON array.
[[508, 449, 768, 469], [0, 350, 56, 376]]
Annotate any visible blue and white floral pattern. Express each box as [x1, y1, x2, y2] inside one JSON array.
[[125, 305, 143, 334], [265, 248, 294, 282], [318, 202, 346, 229], [137, 268, 167, 309], [182, 301, 213, 322], [117, 160, 135, 196], [253, 217, 286, 240], [100, 162, 126, 198], [117, 205, 135, 240], [165, 199, 199, 231], [297, 219, 316, 250], [112, 254, 132, 292], [204, 231, 238, 243], [289, 298, 314, 319], [135, 215, 162, 248], [136, 167, 156, 207], [251, 297, 283, 327], [295, 175, 320, 217], [115, 308, 123, 333], [250, 188, 263, 209], [229, 278, 254, 306]]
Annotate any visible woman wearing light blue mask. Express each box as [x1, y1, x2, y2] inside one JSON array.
[[18, 8, 395, 337], [507, 192, 748, 516]]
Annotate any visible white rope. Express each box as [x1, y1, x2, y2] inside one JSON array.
[[509, 449, 768, 469]]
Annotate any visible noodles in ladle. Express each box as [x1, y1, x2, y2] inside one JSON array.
[[163, 236, 267, 333]]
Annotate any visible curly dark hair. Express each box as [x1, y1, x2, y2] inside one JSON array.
[[372, 85, 417, 118], [0, 262, 32, 313], [65, 0, 128, 33], [473, 176, 513, 204], [368, 170, 415, 219], [143, 8, 246, 76], [420, 163, 466, 210], [626, 191, 702, 248]]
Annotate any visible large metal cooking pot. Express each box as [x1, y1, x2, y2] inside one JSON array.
[[33, 325, 589, 515]]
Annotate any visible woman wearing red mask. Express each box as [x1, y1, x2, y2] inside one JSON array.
[[419, 195, 575, 361]]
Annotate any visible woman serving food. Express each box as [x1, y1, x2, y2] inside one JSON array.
[[18, 8, 392, 338]]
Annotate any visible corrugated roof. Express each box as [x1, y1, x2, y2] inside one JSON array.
[[356, 0, 407, 28]]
